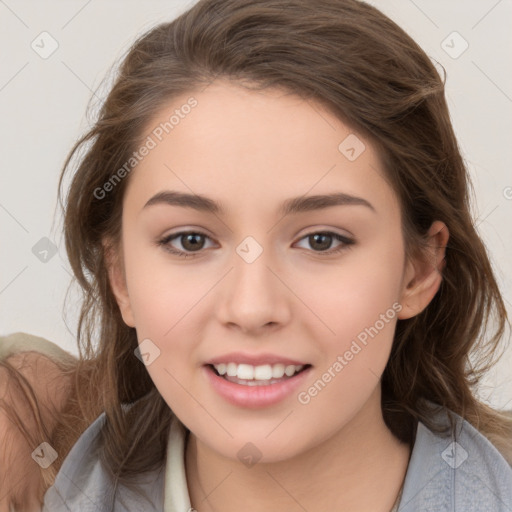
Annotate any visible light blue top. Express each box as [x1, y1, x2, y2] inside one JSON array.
[[41, 400, 512, 512]]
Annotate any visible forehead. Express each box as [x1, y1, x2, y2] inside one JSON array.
[[123, 80, 398, 217]]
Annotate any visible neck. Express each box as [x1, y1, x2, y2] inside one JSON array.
[[185, 388, 412, 512]]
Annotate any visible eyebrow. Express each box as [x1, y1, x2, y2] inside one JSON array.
[[143, 190, 375, 216]]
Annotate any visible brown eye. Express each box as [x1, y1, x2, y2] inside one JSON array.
[[308, 233, 333, 251], [180, 233, 206, 251], [158, 231, 213, 258], [295, 231, 355, 255]]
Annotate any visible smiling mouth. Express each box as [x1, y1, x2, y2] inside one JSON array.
[[207, 363, 311, 386]]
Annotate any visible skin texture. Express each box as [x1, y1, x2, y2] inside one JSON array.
[[107, 79, 449, 512]]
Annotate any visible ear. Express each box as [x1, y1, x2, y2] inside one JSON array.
[[103, 238, 136, 328], [397, 221, 449, 320]]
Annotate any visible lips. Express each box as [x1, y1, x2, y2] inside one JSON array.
[[203, 363, 312, 408], [204, 352, 308, 366], [202, 351, 313, 407]]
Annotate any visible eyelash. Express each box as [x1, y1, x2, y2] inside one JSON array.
[[157, 230, 355, 258]]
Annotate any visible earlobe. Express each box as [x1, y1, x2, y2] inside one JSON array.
[[103, 239, 136, 328], [397, 221, 449, 320]]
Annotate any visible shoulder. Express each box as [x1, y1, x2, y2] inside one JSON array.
[[0, 332, 75, 362], [399, 401, 512, 511], [42, 407, 166, 512]]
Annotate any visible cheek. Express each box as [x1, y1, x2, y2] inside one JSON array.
[[310, 237, 404, 337], [302, 233, 405, 395], [122, 235, 205, 336], [121, 236, 212, 398], [294, 249, 404, 431], [122, 242, 200, 407]]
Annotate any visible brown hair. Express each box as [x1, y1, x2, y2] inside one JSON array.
[[2, 0, 511, 505]]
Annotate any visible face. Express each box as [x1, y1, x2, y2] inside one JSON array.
[[109, 79, 433, 463]]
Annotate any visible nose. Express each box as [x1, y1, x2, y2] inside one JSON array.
[[215, 245, 291, 335]]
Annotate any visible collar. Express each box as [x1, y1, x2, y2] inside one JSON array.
[[164, 414, 192, 511]]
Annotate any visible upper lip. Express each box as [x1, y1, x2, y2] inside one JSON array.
[[205, 352, 309, 366]]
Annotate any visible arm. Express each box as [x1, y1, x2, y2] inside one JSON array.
[[0, 335, 76, 512]]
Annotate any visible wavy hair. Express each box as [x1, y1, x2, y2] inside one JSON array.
[[2, 0, 511, 504]]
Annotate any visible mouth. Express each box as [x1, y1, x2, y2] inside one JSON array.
[[202, 354, 313, 408], [206, 362, 312, 386]]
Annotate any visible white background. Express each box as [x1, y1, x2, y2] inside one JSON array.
[[0, 0, 511, 409]]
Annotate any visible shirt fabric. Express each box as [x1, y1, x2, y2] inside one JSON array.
[[2, 333, 512, 511]]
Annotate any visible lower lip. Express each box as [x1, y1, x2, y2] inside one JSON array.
[[203, 364, 312, 409]]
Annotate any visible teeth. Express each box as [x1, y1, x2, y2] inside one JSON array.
[[272, 364, 285, 378], [255, 365, 272, 380], [226, 362, 237, 377], [237, 364, 254, 380], [285, 365, 297, 377], [212, 362, 305, 381]]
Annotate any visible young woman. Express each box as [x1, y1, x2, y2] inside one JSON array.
[[1, 0, 511, 511]]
